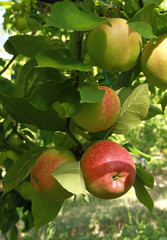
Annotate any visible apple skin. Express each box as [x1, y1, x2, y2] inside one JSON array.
[[30, 148, 77, 201], [20, 181, 36, 201], [15, 16, 27, 32], [6, 133, 23, 149], [87, 18, 142, 72], [141, 34, 167, 89], [72, 86, 121, 133], [80, 140, 136, 199]]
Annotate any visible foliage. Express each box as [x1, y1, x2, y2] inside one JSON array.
[[0, 0, 167, 238]]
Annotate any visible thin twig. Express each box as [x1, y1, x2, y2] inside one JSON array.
[[65, 118, 83, 150], [0, 55, 17, 76]]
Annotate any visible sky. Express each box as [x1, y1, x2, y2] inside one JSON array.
[[0, 6, 12, 59]]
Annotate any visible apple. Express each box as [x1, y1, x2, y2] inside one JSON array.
[[15, 16, 27, 32], [30, 148, 77, 201], [141, 34, 167, 89], [72, 86, 121, 133], [87, 18, 142, 72], [5, 133, 23, 149], [19, 181, 36, 201], [80, 140, 136, 199]]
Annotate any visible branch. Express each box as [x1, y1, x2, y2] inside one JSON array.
[[0, 55, 17, 76], [65, 118, 83, 151]]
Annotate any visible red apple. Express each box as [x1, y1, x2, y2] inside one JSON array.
[[72, 86, 121, 133], [30, 148, 77, 201], [141, 34, 167, 89], [81, 140, 136, 199], [87, 18, 142, 72]]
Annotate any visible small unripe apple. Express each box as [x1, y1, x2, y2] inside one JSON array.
[[81, 140, 136, 199], [20, 181, 36, 201], [72, 86, 121, 133], [141, 34, 167, 89], [5, 133, 23, 149], [87, 18, 142, 72], [30, 148, 77, 201], [15, 16, 27, 32]]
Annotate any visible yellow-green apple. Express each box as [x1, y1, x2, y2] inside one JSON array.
[[30, 148, 77, 201], [81, 140, 136, 199], [141, 34, 167, 89], [5, 133, 23, 149], [72, 86, 121, 133], [20, 181, 36, 201], [15, 16, 27, 32], [87, 18, 142, 72]]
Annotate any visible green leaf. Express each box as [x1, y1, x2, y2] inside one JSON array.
[[36, 47, 91, 71], [14, 59, 37, 98], [133, 175, 154, 212], [46, 1, 110, 31], [5, 35, 49, 58], [146, 104, 163, 120], [128, 21, 156, 39], [159, 91, 167, 112], [32, 194, 63, 231], [125, 144, 151, 162], [52, 161, 89, 201], [113, 84, 150, 134], [0, 76, 14, 95], [135, 163, 154, 189], [0, 92, 66, 131], [29, 80, 81, 117], [113, 61, 141, 90], [78, 83, 105, 103], [2, 147, 45, 195]]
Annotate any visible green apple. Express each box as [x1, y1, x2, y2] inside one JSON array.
[[20, 181, 36, 201], [81, 140, 136, 199], [5, 133, 23, 149], [141, 34, 167, 89], [30, 148, 77, 201], [15, 16, 27, 32], [87, 18, 142, 72], [72, 86, 121, 133]]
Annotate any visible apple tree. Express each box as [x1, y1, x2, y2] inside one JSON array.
[[0, 0, 167, 237]]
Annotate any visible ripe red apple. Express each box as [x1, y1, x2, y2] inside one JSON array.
[[30, 148, 77, 201], [81, 140, 136, 199], [141, 34, 167, 89], [87, 18, 142, 72], [72, 86, 121, 133]]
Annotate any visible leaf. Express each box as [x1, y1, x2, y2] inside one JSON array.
[[135, 163, 154, 189], [133, 175, 154, 212], [146, 104, 163, 120], [0, 92, 66, 131], [32, 193, 63, 231], [128, 21, 156, 39], [78, 83, 105, 103], [52, 161, 89, 201], [113, 84, 150, 134], [159, 91, 167, 112], [14, 59, 37, 98], [46, 1, 110, 31], [36, 47, 91, 72], [124, 143, 151, 162], [29, 80, 81, 117], [113, 61, 141, 90], [5, 35, 49, 58], [0, 76, 14, 95], [2, 147, 45, 195]]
